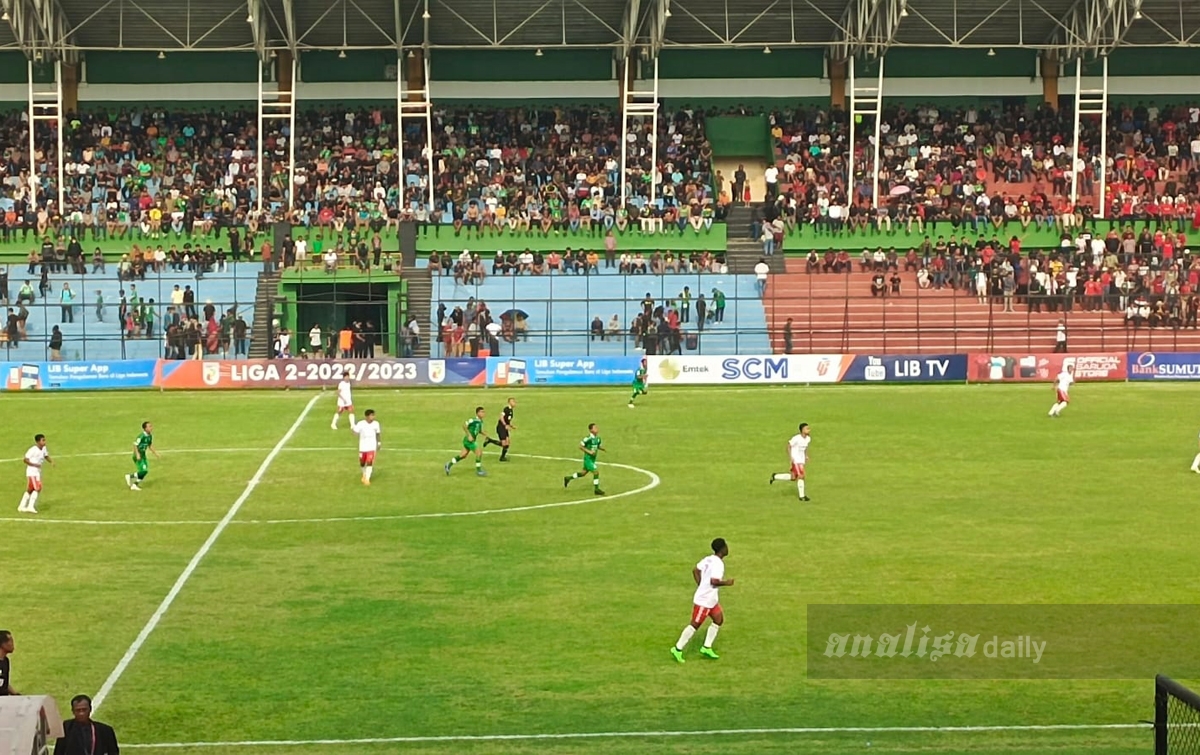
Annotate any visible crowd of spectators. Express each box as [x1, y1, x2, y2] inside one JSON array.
[[760, 101, 1200, 240], [0, 104, 717, 251], [428, 246, 729, 282], [802, 224, 1200, 330]]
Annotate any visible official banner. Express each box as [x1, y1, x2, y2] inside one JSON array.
[[645, 354, 849, 385], [155, 358, 487, 389], [1127, 352, 1200, 381], [842, 354, 968, 383], [968, 353, 1126, 383], [3, 359, 158, 391], [487, 356, 641, 386]]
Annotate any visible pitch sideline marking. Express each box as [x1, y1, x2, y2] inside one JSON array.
[[0, 448, 660, 526], [120, 722, 1149, 749], [90, 395, 322, 712]]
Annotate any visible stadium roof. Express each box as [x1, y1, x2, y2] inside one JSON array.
[[0, 0, 1196, 62]]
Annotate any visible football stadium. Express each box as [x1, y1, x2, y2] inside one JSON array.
[[3, 0, 1200, 752]]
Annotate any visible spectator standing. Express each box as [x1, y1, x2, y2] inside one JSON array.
[[233, 316, 249, 357], [604, 231, 617, 269], [60, 283, 75, 323], [712, 288, 727, 322], [679, 286, 691, 323], [309, 324, 323, 358], [49, 325, 63, 361], [53, 694, 119, 755], [696, 294, 707, 331], [0, 629, 17, 695], [0, 264, 8, 304], [754, 259, 769, 299], [94, 290, 105, 322], [1054, 319, 1068, 353], [733, 164, 747, 207], [783, 318, 794, 354]]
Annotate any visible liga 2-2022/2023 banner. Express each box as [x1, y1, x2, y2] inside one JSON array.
[[154, 358, 489, 389]]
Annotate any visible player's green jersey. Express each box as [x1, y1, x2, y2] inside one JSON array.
[[581, 434, 602, 456], [634, 367, 647, 385], [464, 418, 483, 442], [134, 431, 153, 460]]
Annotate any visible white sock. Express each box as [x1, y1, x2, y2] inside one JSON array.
[[675, 624, 697, 651], [1048, 403, 1057, 416], [704, 623, 720, 648], [772, 473, 791, 481], [797, 479, 806, 498], [18, 492, 29, 511], [331, 413, 339, 427], [27, 491, 39, 510], [1191, 453, 1200, 470], [364, 466, 373, 481], [348, 414, 356, 428]]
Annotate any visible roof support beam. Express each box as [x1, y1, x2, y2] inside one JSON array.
[[247, 0, 267, 59], [834, 0, 904, 60], [2, 0, 74, 61], [1046, 0, 1144, 59]]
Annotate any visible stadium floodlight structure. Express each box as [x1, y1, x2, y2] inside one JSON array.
[[846, 56, 884, 210], [27, 57, 64, 214], [620, 54, 659, 210], [1069, 53, 1108, 217], [398, 49, 435, 214], [256, 55, 297, 216]]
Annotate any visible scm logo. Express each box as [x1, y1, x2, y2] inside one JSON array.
[[721, 357, 788, 380]]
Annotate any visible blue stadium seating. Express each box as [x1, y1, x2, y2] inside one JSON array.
[[1, 266, 259, 362], [424, 262, 770, 357]]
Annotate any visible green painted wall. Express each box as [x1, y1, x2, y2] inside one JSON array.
[[84, 52, 258, 84], [656, 49, 824, 79], [706, 115, 772, 161], [300, 50, 397, 82], [430, 49, 613, 81], [0, 52, 28, 84], [854, 49, 1037, 78], [1066, 48, 1200, 77]]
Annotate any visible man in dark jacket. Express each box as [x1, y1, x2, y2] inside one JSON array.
[[54, 694, 119, 755]]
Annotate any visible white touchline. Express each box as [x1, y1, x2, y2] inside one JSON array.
[[90, 394, 322, 713], [120, 722, 1148, 749]]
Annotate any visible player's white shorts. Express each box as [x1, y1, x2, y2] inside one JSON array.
[[337, 402, 354, 413], [691, 603, 721, 624], [25, 474, 42, 493], [790, 462, 805, 479], [1056, 389, 1069, 403]]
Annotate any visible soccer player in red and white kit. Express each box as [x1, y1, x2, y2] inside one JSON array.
[[670, 538, 734, 663], [770, 422, 812, 501], [332, 378, 354, 430], [1048, 363, 1075, 417], [352, 409, 381, 485], [18, 434, 53, 515]]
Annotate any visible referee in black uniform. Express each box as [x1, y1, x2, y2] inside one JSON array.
[[484, 397, 517, 462]]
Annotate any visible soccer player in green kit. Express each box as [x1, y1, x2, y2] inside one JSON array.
[[445, 406, 491, 477], [125, 421, 160, 491], [629, 358, 648, 408], [563, 423, 605, 495]]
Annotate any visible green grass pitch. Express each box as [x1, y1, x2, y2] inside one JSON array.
[[2, 383, 1195, 755]]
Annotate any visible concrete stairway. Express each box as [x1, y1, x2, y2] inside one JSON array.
[[725, 203, 786, 275], [249, 270, 280, 358], [401, 267, 432, 357]]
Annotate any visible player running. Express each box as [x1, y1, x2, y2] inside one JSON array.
[[332, 377, 354, 429], [18, 434, 53, 515], [1190, 431, 1200, 474], [483, 397, 517, 462], [671, 538, 734, 663], [351, 409, 381, 485], [1048, 363, 1075, 418], [564, 423, 605, 495], [770, 422, 812, 501], [445, 407, 490, 477], [629, 358, 648, 408], [126, 421, 159, 491]]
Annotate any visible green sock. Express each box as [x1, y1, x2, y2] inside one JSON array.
[[630, 392, 637, 402], [475, 458, 482, 470], [449, 457, 459, 467], [593, 475, 600, 488], [572, 472, 583, 479]]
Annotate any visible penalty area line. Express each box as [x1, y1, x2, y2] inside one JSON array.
[[121, 722, 1150, 749], [90, 393, 322, 713]]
